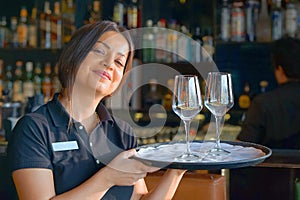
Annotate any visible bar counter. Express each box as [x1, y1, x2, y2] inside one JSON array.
[[230, 149, 300, 200]]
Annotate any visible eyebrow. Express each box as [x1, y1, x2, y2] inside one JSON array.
[[96, 41, 111, 49]]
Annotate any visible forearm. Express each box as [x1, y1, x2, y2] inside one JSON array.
[[141, 169, 186, 200], [51, 168, 112, 200]]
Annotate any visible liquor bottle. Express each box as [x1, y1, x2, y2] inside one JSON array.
[[177, 25, 191, 62], [238, 81, 252, 124], [42, 62, 53, 103], [0, 59, 3, 99], [89, 0, 102, 23], [202, 28, 215, 62], [220, 0, 231, 42], [238, 81, 252, 110], [285, 0, 297, 38], [10, 16, 18, 48], [40, 1, 52, 49], [162, 79, 174, 112], [192, 26, 202, 63], [259, 80, 268, 93], [0, 16, 8, 48], [142, 19, 155, 62], [3, 65, 13, 101], [28, 7, 38, 48], [144, 79, 162, 109], [155, 19, 167, 62], [17, 6, 28, 48], [245, 0, 259, 42], [33, 62, 43, 95], [113, 0, 125, 26], [127, 0, 138, 28], [256, 0, 272, 42], [23, 61, 34, 100], [271, 0, 283, 40], [231, 0, 246, 42], [51, 1, 62, 49], [13, 60, 24, 102], [167, 19, 178, 63], [52, 64, 61, 94], [62, 0, 75, 44]]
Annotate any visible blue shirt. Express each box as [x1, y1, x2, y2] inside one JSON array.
[[8, 94, 137, 199]]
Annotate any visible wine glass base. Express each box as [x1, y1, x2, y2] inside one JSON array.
[[202, 147, 231, 161], [175, 152, 201, 162]]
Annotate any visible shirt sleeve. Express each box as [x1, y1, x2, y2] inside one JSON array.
[[7, 114, 53, 172], [237, 96, 267, 143]]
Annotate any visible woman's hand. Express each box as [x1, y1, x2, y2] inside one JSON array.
[[101, 149, 159, 187]]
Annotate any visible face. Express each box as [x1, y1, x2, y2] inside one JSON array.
[[74, 31, 129, 99]]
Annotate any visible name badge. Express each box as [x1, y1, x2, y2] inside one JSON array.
[[52, 141, 79, 152]]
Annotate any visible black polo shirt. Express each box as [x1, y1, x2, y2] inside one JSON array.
[[8, 94, 137, 199], [238, 81, 300, 149]]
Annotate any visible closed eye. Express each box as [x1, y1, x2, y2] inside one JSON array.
[[92, 48, 106, 56]]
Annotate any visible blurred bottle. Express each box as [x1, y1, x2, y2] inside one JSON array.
[[271, 0, 283, 40], [89, 0, 102, 23], [0, 59, 4, 99], [127, 0, 138, 28], [238, 81, 252, 124], [10, 16, 18, 48], [238, 81, 252, 110], [202, 28, 214, 62], [167, 19, 178, 63], [33, 62, 43, 96], [142, 19, 155, 62], [52, 64, 61, 94], [3, 65, 13, 101], [17, 6, 28, 48], [144, 79, 162, 109], [256, 0, 272, 42], [220, 0, 231, 42], [231, 0, 246, 42], [28, 7, 38, 48], [13, 60, 24, 102], [0, 16, 8, 48], [42, 62, 53, 103], [177, 25, 191, 62], [62, 0, 75, 44], [162, 79, 174, 112], [40, 1, 52, 49], [192, 26, 202, 63], [246, 0, 259, 42], [285, 0, 297, 38], [51, 1, 62, 49], [113, 0, 125, 26], [155, 19, 167, 62], [259, 80, 269, 93], [23, 61, 34, 101]]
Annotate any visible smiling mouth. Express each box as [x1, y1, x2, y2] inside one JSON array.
[[94, 70, 111, 81]]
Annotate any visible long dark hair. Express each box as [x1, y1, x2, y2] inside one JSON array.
[[57, 20, 134, 101]]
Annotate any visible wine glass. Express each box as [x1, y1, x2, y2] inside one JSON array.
[[172, 75, 203, 161], [204, 72, 234, 157]]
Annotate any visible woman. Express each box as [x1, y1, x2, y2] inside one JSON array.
[[8, 21, 185, 200]]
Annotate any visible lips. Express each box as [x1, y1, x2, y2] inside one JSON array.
[[94, 70, 111, 81]]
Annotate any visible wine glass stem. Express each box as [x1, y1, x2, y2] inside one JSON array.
[[215, 115, 223, 149], [183, 120, 192, 154]]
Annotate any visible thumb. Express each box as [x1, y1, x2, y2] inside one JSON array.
[[123, 149, 137, 158]]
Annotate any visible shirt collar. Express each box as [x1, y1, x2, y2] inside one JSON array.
[[47, 93, 114, 127]]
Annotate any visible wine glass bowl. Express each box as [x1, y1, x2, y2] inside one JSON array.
[[204, 72, 234, 158], [172, 75, 203, 161]]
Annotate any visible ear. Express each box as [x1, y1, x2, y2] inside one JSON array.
[[275, 65, 288, 84]]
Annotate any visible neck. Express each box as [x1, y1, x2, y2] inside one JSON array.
[[58, 90, 101, 122]]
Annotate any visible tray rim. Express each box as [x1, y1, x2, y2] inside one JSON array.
[[133, 140, 272, 170]]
